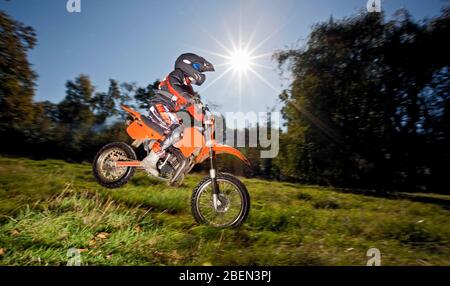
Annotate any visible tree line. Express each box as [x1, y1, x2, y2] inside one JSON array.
[[1, 8, 449, 193], [272, 8, 450, 193]]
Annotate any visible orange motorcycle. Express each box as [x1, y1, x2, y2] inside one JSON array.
[[92, 100, 250, 227]]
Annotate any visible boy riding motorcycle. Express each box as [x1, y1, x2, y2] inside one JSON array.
[[142, 53, 215, 176]]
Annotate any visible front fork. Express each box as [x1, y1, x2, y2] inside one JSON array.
[[209, 147, 221, 210]]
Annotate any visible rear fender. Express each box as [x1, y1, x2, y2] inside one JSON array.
[[121, 105, 141, 119]]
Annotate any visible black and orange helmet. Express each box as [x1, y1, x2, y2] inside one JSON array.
[[175, 53, 215, 86]]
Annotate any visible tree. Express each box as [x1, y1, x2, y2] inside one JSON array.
[[0, 10, 37, 131], [92, 79, 119, 125], [274, 9, 450, 192], [58, 75, 96, 129], [57, 75, 97, 154], [134, 80, 160, 110]]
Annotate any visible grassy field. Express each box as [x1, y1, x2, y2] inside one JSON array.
[[0, 156, 449, 266]]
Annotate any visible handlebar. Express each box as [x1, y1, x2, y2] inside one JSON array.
[[191, 97, 210, 114]]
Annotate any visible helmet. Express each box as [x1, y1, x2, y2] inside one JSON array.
[[175, 53, 215, 86]]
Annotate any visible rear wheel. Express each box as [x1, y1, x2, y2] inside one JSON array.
[[191, 173, 250, 228], [92, 142, 137, 188]]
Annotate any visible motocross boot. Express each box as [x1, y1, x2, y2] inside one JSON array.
[[142, 149, 165, 177], [142, 125, 185, 178]]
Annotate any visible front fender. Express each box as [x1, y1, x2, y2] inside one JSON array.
[[195, 144, 251, 166]]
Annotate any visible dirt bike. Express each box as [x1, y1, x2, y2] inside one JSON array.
[[92, 100, 250, 227]]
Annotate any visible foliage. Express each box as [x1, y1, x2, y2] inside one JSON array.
[[274, 9, 450, 192], [0, 10, 36, 129]]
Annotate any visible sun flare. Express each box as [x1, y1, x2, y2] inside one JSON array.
[[229, 48, 252, 73], [193, 25, 282, 98]]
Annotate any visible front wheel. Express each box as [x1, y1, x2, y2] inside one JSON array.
[[191, 173, 250, 228]]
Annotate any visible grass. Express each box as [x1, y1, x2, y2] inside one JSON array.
[[0, 156, 449, 266]]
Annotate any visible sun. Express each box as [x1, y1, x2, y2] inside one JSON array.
[[191, 25, 281, 97], [229, 48, 252, 73]]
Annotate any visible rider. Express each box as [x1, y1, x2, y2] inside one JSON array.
[[142, 53, 215, 176]]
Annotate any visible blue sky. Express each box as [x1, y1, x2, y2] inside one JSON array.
[[1, 0, 447, 117]]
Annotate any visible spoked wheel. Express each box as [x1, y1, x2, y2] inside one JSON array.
[[191, 173, 250, 228], [92, 142, 137, 189]]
